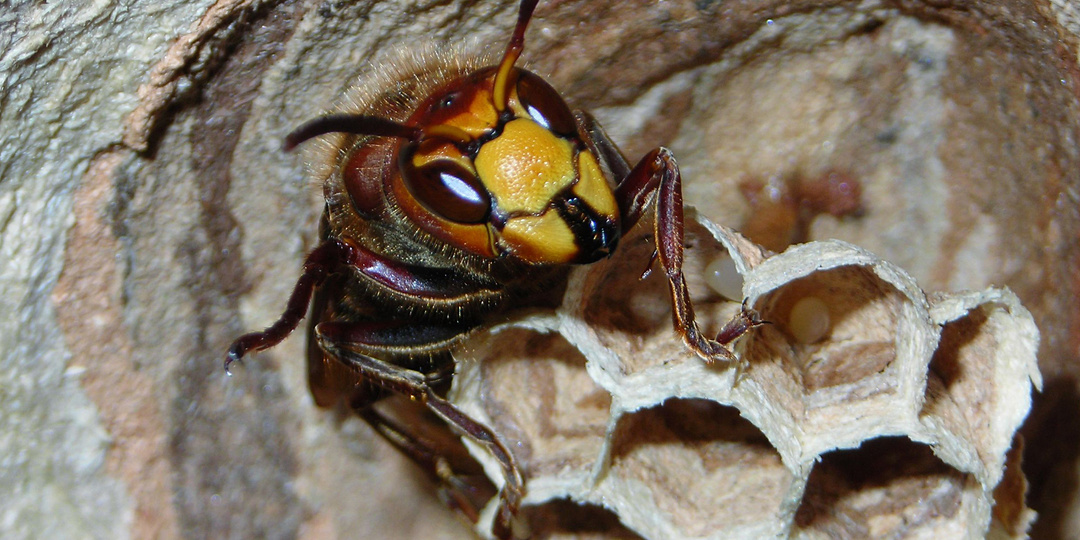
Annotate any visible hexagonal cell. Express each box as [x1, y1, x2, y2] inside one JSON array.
[[922, 290, 1040, 487], [607, 399, 791, 538], [923, 307, 998, 467], [794, 437, 974, 538], [453, 328, 611, 483], [728, 238, 944, 459], [520, 499, 645, 540], [746, 265, 903, 396]]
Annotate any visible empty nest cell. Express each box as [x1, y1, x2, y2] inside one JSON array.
[[608, 399, 790, 538], [521, 499, 645, 539], [794, 437, 971, 538]]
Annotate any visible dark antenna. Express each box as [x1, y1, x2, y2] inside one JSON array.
[[283, 114, 422, 151], [492, 0, 540, 112]]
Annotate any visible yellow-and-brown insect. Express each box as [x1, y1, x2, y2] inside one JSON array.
[[225, 0, 761, 537]]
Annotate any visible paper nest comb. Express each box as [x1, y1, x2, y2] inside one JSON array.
[[448, 210, 1042, 539]]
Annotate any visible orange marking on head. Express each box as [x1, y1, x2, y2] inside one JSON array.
[[474, 118, 575, 215]]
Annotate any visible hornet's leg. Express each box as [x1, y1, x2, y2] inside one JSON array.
[[225, 235, 501, 372], [355, 397, 498, 524], [315, 321, 526, 540], [306, 282, 501, 527], [616, 147, 764, 374], [225, 239, 352, 371], [226, 234, 517, 533]]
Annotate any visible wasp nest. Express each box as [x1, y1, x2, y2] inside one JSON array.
[[449, 211, 1041, 539]]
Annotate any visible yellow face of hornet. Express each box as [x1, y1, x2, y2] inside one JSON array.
[[393, 67, 621, 265]]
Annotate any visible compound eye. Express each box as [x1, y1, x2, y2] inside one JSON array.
[[402, 154, 491, 224], [516, 70, 576, 136]]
